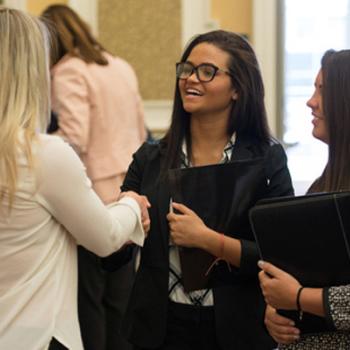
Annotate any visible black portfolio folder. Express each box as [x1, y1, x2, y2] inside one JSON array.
[[168, 158, 267, 292], [249, 191, 350, 334]]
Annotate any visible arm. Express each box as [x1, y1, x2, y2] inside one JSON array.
[[36, 137, 145, 257], [264, 304, 301, 344], [259, 265, 350, 337], [101, 143, 150, 270], [258, 261, 325, 316], [101, 245, 134, 272], [51, 61, 90, 154], [324, 285, 350, 331], [167, 202, 242, 267], [240, 142, 294, 274]]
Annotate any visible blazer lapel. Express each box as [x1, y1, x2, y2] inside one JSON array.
[[231, 138, 254, 161], [155, 154, 171, 250]]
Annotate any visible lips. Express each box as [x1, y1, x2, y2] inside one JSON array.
[[185, 88, 203, 96], [311, 114, 324, 126]]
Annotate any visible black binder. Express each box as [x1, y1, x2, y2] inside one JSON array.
[[249, 191, 350, 334], [168, 158, 267, 292]]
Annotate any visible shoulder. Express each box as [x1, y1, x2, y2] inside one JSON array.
[[238, 136, 287, 159], [105, 53, 138, 80], [133, 140, 162, 162], [254, 137, 287, 159], [36, 134, 84, 171], [52, 54, 87, 76], [107, 53, 135, 72], [37, 133, 70, 150], [266, 138, 288, 160]]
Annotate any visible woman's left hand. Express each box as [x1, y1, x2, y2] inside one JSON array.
[[258, 261, 301, 310], [167, 202, 209, 248]]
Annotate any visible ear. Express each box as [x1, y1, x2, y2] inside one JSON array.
[[232, 90, 238, 100]]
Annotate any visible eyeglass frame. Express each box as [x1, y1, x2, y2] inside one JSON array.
[[176, 61, 232, 83]]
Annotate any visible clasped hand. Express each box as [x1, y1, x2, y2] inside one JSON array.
[[167, 202, 208, 248], [258, 261, 301, 344], [119, 191, 151, 234]]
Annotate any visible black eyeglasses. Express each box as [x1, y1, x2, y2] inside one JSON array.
[[176, 62, 232, 82]]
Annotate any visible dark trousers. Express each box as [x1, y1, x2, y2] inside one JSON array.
[[78, 246, 135, 350], [48, 338, 67, 350], [135, 301, 220, 350]]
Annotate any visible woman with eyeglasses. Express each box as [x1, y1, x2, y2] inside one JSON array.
[[120, 30, 293, 350]]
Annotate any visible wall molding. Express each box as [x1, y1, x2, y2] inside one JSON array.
[[69, 0, 98, 35], [252, 0, 278, 136], [4, 0, 26, 10], [181, 0, 218, 48], [143, 100, 173, 136]]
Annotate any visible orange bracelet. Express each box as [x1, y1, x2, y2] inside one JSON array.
[[219, 232, 225, 259], [205, 233, 231, 276]]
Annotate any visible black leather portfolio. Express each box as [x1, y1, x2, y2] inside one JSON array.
[[168, 158, 267, 292], [249, 191, 350, 334]]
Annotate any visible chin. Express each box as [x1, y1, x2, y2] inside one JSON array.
[[182, 104, 198, 114], [312, 128, 328, 144]]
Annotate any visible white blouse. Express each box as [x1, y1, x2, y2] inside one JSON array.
[[0, 134, 144, 350]]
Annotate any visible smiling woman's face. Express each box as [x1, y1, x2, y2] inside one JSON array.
[[178, 42, 238, 118], [306, 70, 329, 143]]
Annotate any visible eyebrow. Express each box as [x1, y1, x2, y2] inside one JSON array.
[[185, 60, 217, 66]]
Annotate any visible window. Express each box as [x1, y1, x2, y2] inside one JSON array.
[[282, 0, 350, 193]]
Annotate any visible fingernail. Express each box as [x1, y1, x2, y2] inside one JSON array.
[[258, 260, 264, 268]]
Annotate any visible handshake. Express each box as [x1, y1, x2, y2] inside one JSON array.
[[119, 191, 151, 234]]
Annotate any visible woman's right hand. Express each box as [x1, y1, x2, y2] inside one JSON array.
[[264, 304, 300, 345], [119, 191, 151, 234]]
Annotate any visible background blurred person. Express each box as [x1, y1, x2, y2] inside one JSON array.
[[42, 5, 146, 350], [259, 49, 350, 349]]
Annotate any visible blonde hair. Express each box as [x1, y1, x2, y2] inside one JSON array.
[[0, 7, 50, 207]]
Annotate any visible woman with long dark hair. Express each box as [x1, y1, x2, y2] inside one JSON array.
[[121, 30, 293, 349], [259, 49, 350, 349]]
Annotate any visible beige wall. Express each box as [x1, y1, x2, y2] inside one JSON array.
[[26, 0, 68, 16], [211, 0, 252, 40], [98, 0, 182, 100], [23, 0, 253, 104]]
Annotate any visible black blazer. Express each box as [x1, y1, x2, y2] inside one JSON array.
[[121, 138, 294, 350]]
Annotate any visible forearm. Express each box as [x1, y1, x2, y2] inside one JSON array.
[[299, 287, 325, 317], [200, 228, 242, 268]]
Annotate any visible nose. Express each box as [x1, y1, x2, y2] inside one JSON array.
[[186, 68, 200, 83], [306, 94, 317, 110]]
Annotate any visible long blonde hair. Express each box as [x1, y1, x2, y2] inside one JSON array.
[[0, 7, 50, 206]]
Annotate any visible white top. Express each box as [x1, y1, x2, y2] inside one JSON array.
[[0, 134, 144, 350]]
